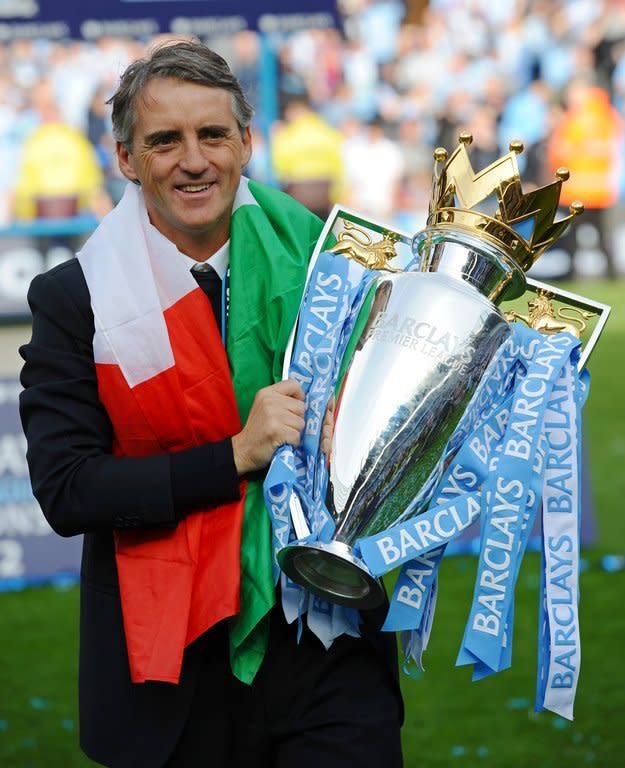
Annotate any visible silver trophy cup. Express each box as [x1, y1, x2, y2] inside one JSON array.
[[278, 226, 520, 609], [278, 134, 584, 609]]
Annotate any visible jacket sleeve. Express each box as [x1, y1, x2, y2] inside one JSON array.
[[19, 261, 240, 538]]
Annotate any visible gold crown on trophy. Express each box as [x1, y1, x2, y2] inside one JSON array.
[[429, 133, 584, 271]]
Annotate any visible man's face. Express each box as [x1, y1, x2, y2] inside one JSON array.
[[117, 77, 252, 259]]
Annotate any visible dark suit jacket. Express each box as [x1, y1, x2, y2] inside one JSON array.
[[20, 257, 401, 768], [19, 258, 242, 767]]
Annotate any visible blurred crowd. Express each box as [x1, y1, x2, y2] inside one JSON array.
[[1, 0, 624, 277]]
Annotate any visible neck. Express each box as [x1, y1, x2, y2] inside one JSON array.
[[178, 233, 227, 263]]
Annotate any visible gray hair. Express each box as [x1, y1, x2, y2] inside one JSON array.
[[108, 40, 255, 149]]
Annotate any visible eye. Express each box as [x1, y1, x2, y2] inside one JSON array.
[[147, 133, 178, 149], [200, 128, 229, 142]]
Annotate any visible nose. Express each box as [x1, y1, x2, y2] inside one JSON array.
[[179, 137, 209, 175]]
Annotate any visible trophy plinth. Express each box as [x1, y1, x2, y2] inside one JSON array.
[[278, 540, 385, 609]]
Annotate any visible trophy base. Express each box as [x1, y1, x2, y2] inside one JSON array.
[[278, 540, 385, 610]]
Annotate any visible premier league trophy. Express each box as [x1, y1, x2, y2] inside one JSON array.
[[277, 133, 587, 609]]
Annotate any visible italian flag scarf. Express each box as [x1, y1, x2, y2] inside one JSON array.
[[77, 179, 324, 685]]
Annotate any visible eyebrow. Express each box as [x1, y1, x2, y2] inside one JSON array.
[[198, 124, 233, 138], [143, 130, 180, 146]]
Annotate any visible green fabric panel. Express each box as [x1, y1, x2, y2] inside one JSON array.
[[226, 180, 324, 683]]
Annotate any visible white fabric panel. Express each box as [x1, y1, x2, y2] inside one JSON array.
[[232, 176, 256, 213], [78, 185, 177, 385], [141, 207, 197, 314], [77, 178, 258, 387]]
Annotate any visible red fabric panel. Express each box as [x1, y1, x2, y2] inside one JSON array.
[[94, 286, 245, 684]]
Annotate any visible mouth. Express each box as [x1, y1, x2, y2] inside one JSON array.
[[175, 182, 216, 194]]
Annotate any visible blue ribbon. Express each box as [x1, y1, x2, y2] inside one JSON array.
[[535, 352, 585, 719], [263, 250, 373, 643], [457, 333, 579, 677]]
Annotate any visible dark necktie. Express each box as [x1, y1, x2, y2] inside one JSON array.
[[192, 265, 222, 329]]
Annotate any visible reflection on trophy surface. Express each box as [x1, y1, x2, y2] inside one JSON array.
[[277, 133, 584, 609]]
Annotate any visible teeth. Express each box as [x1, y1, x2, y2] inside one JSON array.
[[179, 184, 211, 192]]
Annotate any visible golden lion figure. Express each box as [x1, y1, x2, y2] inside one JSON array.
[[329, 220, 401, 271], [505, 291, 595, 339]]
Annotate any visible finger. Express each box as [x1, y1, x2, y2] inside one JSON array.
[[281, 425, 303, 448], [274, 379, 305, 400], [321, 419, 333, 438], [283, 411, 305, 434], [254, 387, 306, 420], [322, 405, 334, 428], [273, 392, 306, 418], [266, 410, 305, 439], [320, 431, 332, 457]]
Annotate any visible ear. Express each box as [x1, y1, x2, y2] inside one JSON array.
[[116, 141, 139, 183], [241, 126, 252, 168]]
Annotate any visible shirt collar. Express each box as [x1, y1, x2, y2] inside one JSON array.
[[179, 240, 230, 280]]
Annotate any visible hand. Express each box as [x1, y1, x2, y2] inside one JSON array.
[[320, 395, 335, 459], [232, 380, 306, 475]]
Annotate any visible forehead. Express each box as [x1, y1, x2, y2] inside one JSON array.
[[133, 77, 237, 134]]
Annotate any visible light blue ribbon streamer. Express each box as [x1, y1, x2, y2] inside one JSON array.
[[458, 332, 579, 676], [358, 492, 482, 575], [373, 328, 534, 656], [535, 352, 584, 719], [263, 250, 373, 645], [469, 432, 548, 681]]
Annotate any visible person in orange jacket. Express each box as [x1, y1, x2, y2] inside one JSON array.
[[547, 79, 624, 277]]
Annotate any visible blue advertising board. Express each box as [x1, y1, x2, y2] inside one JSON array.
[[0, 377, 82, 589], [0, 218, 96, 321], [0, 0, 339, 40]]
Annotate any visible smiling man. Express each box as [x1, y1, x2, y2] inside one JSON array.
[[117, 78, 252, 259], [19, 41, 403, 768]]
